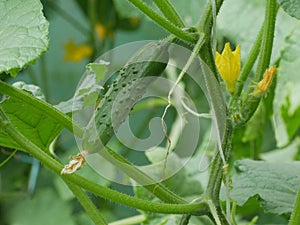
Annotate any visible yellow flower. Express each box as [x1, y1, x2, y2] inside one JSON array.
[[95, 23, 106, 40], [253, 66, 277, 97], [63, 39, 92, 62], [216, 43, 241, 94]]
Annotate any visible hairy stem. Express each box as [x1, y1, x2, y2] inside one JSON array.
[[65, 180, 108, 225], [101, 147, 187, 204], [197, 0, 224, 81], [236, 0, 278, 126], [254, 0, 278, 82], [0, 107, 207, 214], [0, 80, 188, 205], [0, 80, 82, 137], [127, 0, 197, 42], [232, 24, 264, 102], [109, 215, 145, 225], [205, 120, 233, 225], [153, 0, 185, 27]]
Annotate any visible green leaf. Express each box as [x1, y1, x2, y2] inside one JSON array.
[[273, 26, 300, 147], [231, 159, 300, 214], [55, 61, 108, 114], [86, 61, 109, 83], [0, 82, 62, 152], [2, 188, 76, 225], [276, 0, 300, 19], [0, 0, 49, 77]]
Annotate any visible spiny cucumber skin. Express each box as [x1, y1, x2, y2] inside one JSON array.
[[85, 41, 169, 149]]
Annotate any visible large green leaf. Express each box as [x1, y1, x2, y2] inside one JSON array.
[[0, 82, 62, 152], [0, 0, 49, 77], [273, 26, 300, 147], [231, 159, 300, 214], [276, 0, 300, 19]]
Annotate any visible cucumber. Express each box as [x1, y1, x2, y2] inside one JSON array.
[[83, 41, 169, 151]]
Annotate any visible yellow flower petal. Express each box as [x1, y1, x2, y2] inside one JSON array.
[[216, 43, 241, 93], [253, 66, 277, 97], [95, 23, 106, 40], [63, 39, 92, 62]]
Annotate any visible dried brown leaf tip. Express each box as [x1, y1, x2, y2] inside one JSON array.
[[60, 151, 88, 175]]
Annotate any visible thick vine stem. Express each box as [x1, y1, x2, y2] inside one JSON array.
[[127, 0, 197, 42], [197, 0, 224, 82], [101, 147, 187, 204], [197, 0, 224, 35], [233, 0, 278, 127], [153, 0, 185, 27], [230, 24, 264, 105], [0, 80, 83, 137], [64, 180, 108, 225], [0, 108, 208, 215], [254, 0, 278, 83], [205, 119, 233, 225], [0, 79, 190, 205]]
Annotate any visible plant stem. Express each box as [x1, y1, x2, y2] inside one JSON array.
[[65, 180, 108, 225], [197, 0, 224, 81], [88, 0, 98, 60], [232, 24, 264, 101], [254, 0, 278, 83], [0, 107, 207, 215], [0, 80, 193, 205], [153, 0, 185, 27], [108, 215, 145, 225], [40, 56, 49, 100], [127, 0, 197, 42], [47, 1, 89, 35], [0, 149, 17, 168], [207, 200, 222, 225], [197, 0, 224, 35], [0, 80, 83, 137], [205, 120, 233, 225], [289, 189, 300, 225], [101, 147, 187, 204], [235, 0, 278, 126]]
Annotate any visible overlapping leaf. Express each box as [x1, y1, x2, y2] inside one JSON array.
[[0, 82, 62, 152], [0, 0, 49, 77], [276, 0, 300, 19], [231, 159, 300, 214]]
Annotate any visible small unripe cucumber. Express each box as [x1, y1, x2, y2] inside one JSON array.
[[84, 41, 169, 150]]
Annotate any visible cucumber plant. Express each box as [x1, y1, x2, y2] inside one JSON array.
[[0, 0, 300, 225]]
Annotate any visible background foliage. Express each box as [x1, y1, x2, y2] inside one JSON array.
[[0, 0, 299, 224]]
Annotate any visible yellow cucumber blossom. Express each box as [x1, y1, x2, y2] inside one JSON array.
[[216, 43, 241, 94], [253, 66, 277, 97], [63, 39, 92, 62], [95, 23, 106, 40]]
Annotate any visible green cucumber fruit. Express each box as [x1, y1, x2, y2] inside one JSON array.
[[84, 41, 169, 150]]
